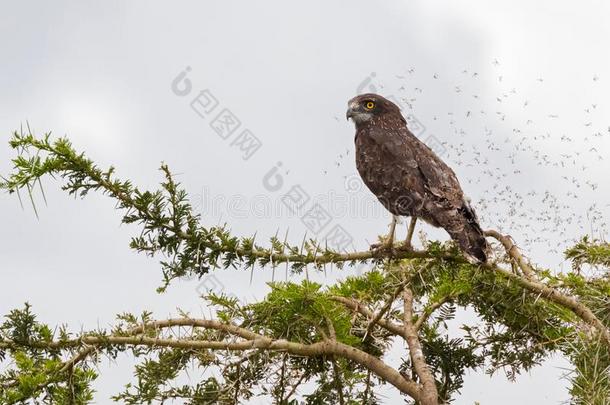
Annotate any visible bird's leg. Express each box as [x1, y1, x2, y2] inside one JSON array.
[[387, 215, 397, 247], [371, 215, 398, 251], [402, 217, 417, 250]]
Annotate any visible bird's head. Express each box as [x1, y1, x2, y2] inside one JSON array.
[[346, 93, 402, 126]]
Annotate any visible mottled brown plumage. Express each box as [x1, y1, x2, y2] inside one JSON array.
[[347, 93, 488, 262]]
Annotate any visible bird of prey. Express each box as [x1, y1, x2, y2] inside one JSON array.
[[346, 93, 488, 263]]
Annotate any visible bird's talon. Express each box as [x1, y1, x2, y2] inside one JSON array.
[[369, 242, 383, 250], [370, 241, 396, 256], [400, 242, 414, 252]]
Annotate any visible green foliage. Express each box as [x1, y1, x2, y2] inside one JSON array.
[[567, 337, 610, 405], [113, 349, 192, 404], [419, 325, 482, 402], [250, 281, 358, 345], [562, 238, 610, 404], [566, 237, 610, 271], [0, 305, 96, 404]]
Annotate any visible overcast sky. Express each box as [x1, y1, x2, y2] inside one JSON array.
[[1, 1, 609, 403]]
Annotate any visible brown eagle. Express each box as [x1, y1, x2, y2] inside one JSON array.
[[347, 93, 488, 263]]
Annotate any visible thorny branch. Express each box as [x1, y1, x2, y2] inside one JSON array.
[[0, 318, 423, 401], [484, 230, 610, 348]]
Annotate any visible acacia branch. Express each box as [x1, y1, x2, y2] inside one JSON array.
[[484, 230, 610, 348], [485, 229, 535, 279], [403, 286, 439, 405], [53, 318, 255, 375], [125, 318, 262, 340], [363, 284, 404, 340], [331, 357, 345, 405], [0, 322, 422, 402], [490, 264, 610, 347], [325, 316, 337, 340], [59, 345, 96, 373], [283, 370, 309, 402], [331, 296, 406, 340]]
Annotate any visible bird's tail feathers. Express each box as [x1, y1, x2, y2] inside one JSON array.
[[460, 227, 488, 263], [452, 202, 489, 263]]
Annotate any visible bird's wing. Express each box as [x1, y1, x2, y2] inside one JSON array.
[[363, 125, 464, 209], [388, 127, 464, 209], [408, 132, 464, 208], [406, 130, 464, 208], [365, 125, 419, 168]]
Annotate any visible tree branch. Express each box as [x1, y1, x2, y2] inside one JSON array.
[[489, 263, 610, 348], [0, 322, 423, 402], [484, 230, 610, 348], [331, 357, 345, 405], [485, 229, 534, 279], [403, 286, 439, 405], [363, 284, 404, 340], [283, 370, 309, 402], [331, 296, 406, 340]]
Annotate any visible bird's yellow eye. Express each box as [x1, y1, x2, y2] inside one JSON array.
[[365, 101, 375, 109]]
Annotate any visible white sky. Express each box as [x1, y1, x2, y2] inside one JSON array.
[[1, 1, 609, 403]]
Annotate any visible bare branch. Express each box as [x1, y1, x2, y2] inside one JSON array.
[[403, 286, 439, 405], [485, 229, 535, 279], [125, 318, 262, 340], [331, 357, 345, 405], [325, 316, 337, 340], [283, 371, 309, 402]]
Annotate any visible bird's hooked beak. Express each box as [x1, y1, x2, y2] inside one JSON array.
[[346, 105, 358, 121], [346, 103, 371, 124], [346, 108, 354, 121]]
